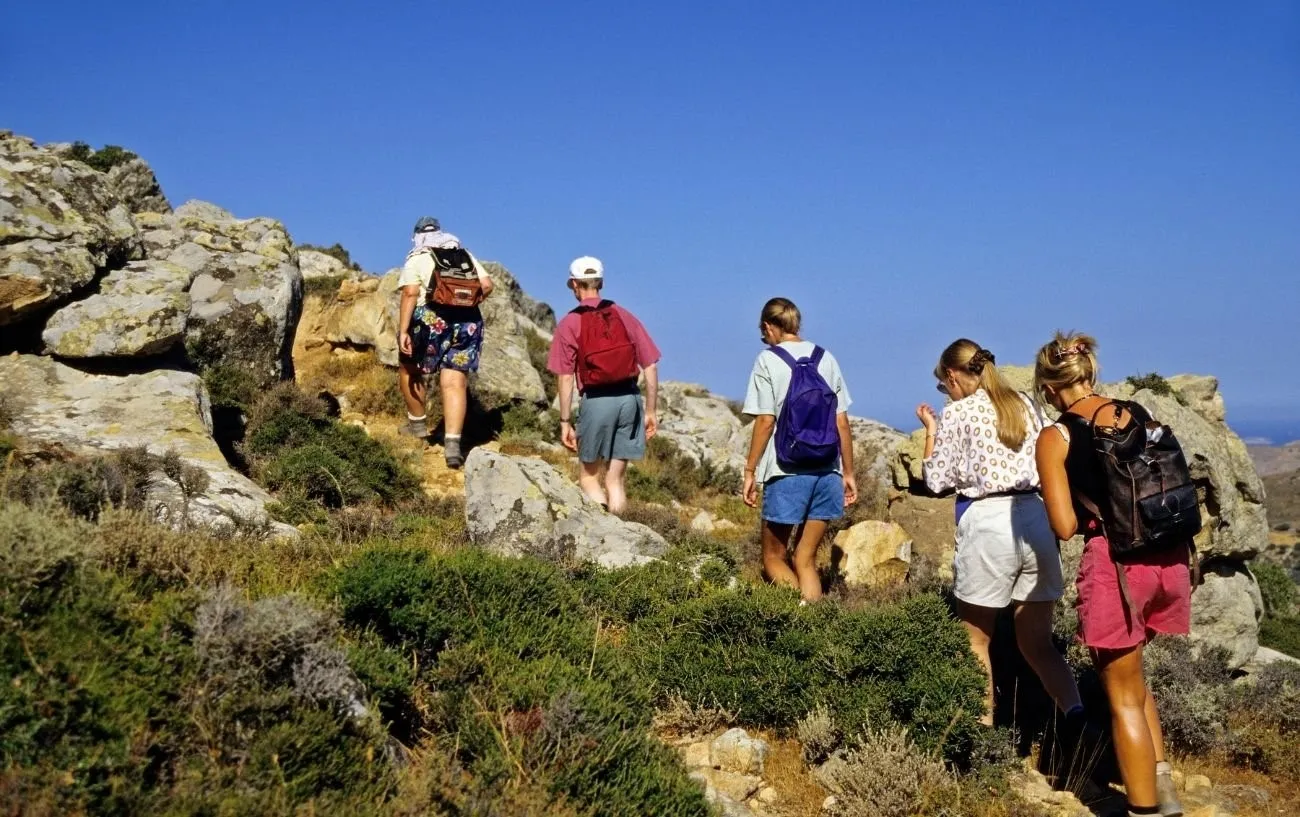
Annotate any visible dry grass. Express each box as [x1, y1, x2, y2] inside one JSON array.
[[1174, 753, 1300, 817], [299, 349, 406, 419], [756, 733, 830, 817]]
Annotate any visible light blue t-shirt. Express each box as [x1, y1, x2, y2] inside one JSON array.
[[742, 341, 852, 483]]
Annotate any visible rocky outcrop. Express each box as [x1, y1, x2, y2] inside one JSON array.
[[483, 261, 555, 333], [137, 201, 303, 384], [41, 260, 193, 358], [463, 449, 667, 568], [0, 132, 141, 326], [297, 248, 354, 280], [659, 383, 748, 470], [305, 263, 547, 411], [103, 156, 170, 214], [1193, 562, 1264, 669], [0, 354, 293, 535]]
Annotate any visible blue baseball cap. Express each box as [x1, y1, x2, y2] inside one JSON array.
[[412, 216, 441, 233]]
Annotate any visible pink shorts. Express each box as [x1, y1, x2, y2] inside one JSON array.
[[1076, 534, 1191, 651]]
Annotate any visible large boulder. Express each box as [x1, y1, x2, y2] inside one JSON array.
[[104, 156, 170, 215], [137, 200, 303, 385], [41, 260, 194, 358], [0, 354, 292, 535], [658, 382, 747, 470], [320, 272, 399, 362], [482, 261, 555, 333], [830, 520, 913, 587], [0, 132, 140, 326], [463, 449, 667, 568], [1191, 561, 1264, 669]]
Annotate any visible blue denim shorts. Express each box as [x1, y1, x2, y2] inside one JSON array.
[[761, 472, 845, 525]]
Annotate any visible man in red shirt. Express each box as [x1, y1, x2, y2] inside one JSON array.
[[546, 256, 661, 514]]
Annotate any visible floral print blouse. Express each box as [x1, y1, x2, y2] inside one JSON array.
[[923, 389, 1049, 498]]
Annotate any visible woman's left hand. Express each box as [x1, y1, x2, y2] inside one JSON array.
[[915, 403, 938, 434]]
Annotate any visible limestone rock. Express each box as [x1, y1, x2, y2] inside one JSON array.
[[710, 728, 768, 776], [41, 260, 193, 357], [104, 156, 170, 214], [320, 271, 400, 364], [298, 248, 354, 280], [691, 510, 717, 533], [1191, 562, 1263, 669], [689, 771, 760, 816], [0, 131, 141, 325], [138, 200, 303, 385], [831, 520, 912, 587], [0, 354, 292, 535], [463, 449, 667, 568], [847, 416, 907, 490], [660, 382, 747, 470], [482, 260, 555, 333]]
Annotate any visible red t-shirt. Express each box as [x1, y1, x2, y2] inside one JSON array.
[[546, 298, 661, 386]]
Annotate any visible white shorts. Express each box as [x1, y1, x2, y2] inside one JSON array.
[[952, 494, 1064, 608]]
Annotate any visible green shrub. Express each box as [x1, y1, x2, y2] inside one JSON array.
[[1260, 616, 1300, 659], [500, 401, 547, 440], [625, 437, 740, 505], [304, 273, 349, 299], [8, 447, 163, 521], [624, 586, 983, 757], [203, 362, 263, 413], [526, 330, 559, 403], [244, 384, 421, 509], [66, 141, 138, 172], [1255, 561, 1300, 617], [328, 548, 711, 816], [1126, 372, 1175, 396], [819, 724, 962, 817]]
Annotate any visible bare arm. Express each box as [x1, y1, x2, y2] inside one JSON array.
[[742, 415, 776, 508], [1036, 426, 1077, 540], [398, 284, 420, 355], [471, 254, 495, 297], [642, 362, 659, 438], [836, 412, 858, 505], [558, 373, 577, 451]]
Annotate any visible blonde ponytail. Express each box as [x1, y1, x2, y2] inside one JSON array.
[[937, 339, 1029, 451]]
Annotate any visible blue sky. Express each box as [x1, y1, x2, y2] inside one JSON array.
[[4, 1, 1298, 433]]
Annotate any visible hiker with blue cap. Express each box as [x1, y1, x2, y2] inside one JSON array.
[[396, 216, 495, 468], [741, 297, 857, 603]]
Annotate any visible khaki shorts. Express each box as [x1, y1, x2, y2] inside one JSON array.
[[953, 494, 1064, 608]]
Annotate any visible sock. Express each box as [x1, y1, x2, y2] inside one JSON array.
[[407, 413, 427, 422], [1156, 760, 1172, 775], [445, 434, 461, 442], [1128, 805, 1159, 816]]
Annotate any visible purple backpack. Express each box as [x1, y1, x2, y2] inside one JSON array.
[[767, 345, 840, 469]]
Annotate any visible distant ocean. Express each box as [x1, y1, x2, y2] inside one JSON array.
[[1233, 420, 1300, 447]]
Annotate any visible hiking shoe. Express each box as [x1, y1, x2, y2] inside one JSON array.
[[1156, 767, 1183, 816], [444, 438, 464, 469], [399, 419, 427, 439]]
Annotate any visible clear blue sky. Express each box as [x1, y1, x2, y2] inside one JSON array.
[[4, 1, 1298, 433]]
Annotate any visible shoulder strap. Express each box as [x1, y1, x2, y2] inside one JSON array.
[[809, 346, 826, 367], [766, 344, 799, 369]]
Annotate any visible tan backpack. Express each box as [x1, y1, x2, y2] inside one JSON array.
[[425, 247, 485, 308]]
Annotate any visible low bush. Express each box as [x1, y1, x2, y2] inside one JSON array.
[[1255, 561, 1299, 617], [66, 141, 138, 172], [820, 724, 962, 817], [304, 272, 349, 299], [626, 436, 743, 506], [1126, 372, 1175, 397], [526, 329, 559, 404], [6, 446, 204, 522], [1144, 637, 1235, 754], [244, 384, 421, 508], [329, 548, 711, 816], [1260, 615, 1300, 659]]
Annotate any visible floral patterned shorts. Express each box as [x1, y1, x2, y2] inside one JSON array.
[[409, 304, 483, 375]]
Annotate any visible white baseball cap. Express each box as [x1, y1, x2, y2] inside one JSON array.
[[569, 256, 604, 280]]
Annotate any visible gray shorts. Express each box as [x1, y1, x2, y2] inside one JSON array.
[[578, 393, 645, 464]]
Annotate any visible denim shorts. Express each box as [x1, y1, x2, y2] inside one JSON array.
[[761, 472, 844, 525]]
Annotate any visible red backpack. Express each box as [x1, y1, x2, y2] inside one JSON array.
[[572, 300, 639, 388]]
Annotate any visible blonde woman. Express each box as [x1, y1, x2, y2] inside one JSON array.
[[915, 339, 1083, 729], [1034, 333, 1188, 817]]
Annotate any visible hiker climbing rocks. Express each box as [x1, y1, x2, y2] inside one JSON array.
[[916, 338, 1085, 734], [742, 297, 857, 603], [546, 256, 660, 514], [1034, 333, 1194, 817], [396, 216, 494, 468]]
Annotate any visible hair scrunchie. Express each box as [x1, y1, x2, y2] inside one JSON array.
[[967, 348, 995, 374]]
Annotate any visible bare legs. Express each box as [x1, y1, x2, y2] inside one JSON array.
[[398, 363, 426, 417], [761, 521, 828, 602], [440, 369, 468, 437], [578, 459, 630, 513], [1014, 601, 1084, 714], [957, 601, 1000, 726], [1095, 645, 1163, 811], [957, 600, 1083, 727]]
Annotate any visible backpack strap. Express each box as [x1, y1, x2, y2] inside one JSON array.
[[571, 299, 615, 316], [766, 344, 800, 369], [809, 345, 826, 367]]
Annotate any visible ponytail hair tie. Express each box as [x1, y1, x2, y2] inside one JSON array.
[[967, 348, 995, 374], [1053, 342, 1089, 361]]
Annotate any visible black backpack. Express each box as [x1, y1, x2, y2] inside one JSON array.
[[1065, 399, 1201, 560]]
